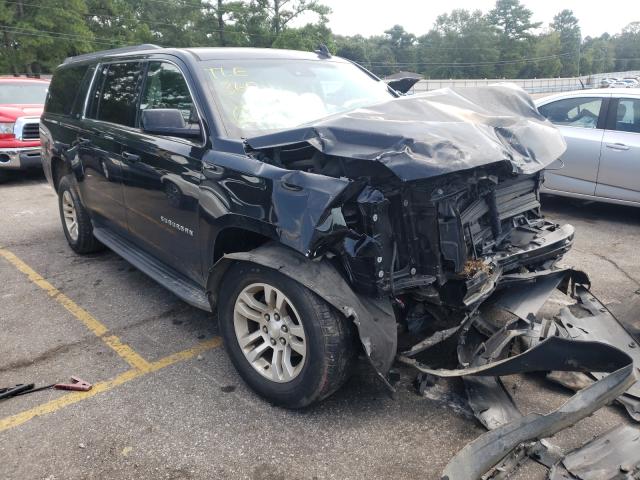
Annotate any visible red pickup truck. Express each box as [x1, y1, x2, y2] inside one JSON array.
[[0, 77, 49, 181]]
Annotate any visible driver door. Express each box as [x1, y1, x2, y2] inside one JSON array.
[[120, 60, 206, 284]]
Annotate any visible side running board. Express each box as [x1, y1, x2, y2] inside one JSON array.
[[93, 227, 212, 312]]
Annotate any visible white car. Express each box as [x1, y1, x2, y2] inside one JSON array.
[[536, 88, 640, 206]]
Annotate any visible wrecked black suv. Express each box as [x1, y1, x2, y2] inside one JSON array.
[[41, 44, 576, 409]]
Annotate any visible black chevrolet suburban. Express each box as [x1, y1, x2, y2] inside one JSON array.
[[41, 44, 573, 408]]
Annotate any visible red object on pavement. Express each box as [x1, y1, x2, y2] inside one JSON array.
[[54, 376, 92, 392]]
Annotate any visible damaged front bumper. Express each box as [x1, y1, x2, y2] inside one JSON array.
[[398, 268, 640, 480]]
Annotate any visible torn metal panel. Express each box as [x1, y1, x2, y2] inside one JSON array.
[[245, 85, 566, 182], [490, 268, 569, 320], [401, 325, 461, 357], [455, 318, 522, 431], [399, 334, 632, 378], [442, 361, 636, 480], [463, 376, 521, 430], [207, 243, 397, 386], [548, 424, 640, 480], [555, 285, 640, 419], [400, 309, 638, 480]]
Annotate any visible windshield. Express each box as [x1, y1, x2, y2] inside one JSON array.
[[0, 82, 49, 104], [202, 59, 394, 138]]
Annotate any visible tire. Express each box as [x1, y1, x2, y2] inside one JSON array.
[[218, 262, 356, 408], [57, 175, 103, 254]]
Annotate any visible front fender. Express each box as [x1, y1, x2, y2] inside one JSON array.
[[207, 243, 397, 388]]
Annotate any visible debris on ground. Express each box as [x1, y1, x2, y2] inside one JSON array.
[[399, 269, 639, 479]]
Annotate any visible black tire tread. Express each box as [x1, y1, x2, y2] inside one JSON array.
[[217, 262, 356, 408], [306, 289, 357, 402], [58, 175, 103, 254]]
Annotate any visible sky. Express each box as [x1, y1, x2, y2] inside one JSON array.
[[307, 0, 640, 39]]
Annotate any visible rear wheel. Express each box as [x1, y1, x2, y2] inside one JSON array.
[[218, 262, 356, 408], [57, 175, 103, 254]]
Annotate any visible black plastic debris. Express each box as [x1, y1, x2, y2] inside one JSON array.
[[549, 424, 640, 479], [398, 269, 639, 480]]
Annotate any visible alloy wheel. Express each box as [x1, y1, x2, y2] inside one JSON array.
[[233, 282, 307, 383], [62, 190, 78, 241]]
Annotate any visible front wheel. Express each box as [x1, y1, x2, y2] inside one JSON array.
[[57, 175, 103, 254], [218, 262, 356, 408]]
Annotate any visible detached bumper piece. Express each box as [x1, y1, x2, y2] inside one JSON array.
[[398, 269, 639, 480], [549, 424, 640, 479]]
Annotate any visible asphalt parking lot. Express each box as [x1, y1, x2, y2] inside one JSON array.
[[1, 172, 639, 480]]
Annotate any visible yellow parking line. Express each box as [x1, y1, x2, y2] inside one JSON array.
[[0, 337, 222, 433], [0, 247, 150, 370], [103, 335, 152, 371], [0, 248, 109, 337], [0, 247, 224, 433]]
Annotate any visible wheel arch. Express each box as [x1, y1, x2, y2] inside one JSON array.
[[207, 242, 397, 387], [51, 155, 72, 192], [211, 226, 274, 265]]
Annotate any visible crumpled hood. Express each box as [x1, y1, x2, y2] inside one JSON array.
[[245, 84, 566, 182]]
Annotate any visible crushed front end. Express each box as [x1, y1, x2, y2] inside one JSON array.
[[244, 84, 573, 367], [335, 165, 573, 311], [243, 85, 638, 479]]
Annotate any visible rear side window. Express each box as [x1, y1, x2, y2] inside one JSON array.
[[89, 62, 143, 127], [538, 97, 603, 129], [46, 64, 90, 115], [613, 98, 640, 133]]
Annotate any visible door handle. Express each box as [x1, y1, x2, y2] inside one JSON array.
[[605, 143, 630, 151], [122, 151, 140, 162]]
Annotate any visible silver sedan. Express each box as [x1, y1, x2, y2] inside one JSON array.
[[535, 88, 640, 206]]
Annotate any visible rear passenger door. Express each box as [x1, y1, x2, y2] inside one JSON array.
[[78, 61, 144, 234], [595, 97, 640, 203], [119, 60, 205, 283], [537, 96, 609, 196]]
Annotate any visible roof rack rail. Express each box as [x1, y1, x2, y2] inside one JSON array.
[[63, 44, 162, 65]]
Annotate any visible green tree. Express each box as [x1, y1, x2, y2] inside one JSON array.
[[229, 0, 330, 48], [367, 36, 397, 76], [614, 22, 640, 71], [334, 35, 370, 65], [580, 34, 615, 75], [195, 1, 249, 47], [267, 0, 329, 36], [84, 0, 145, 47], [530, 32, 562, 77], [0, 0, 95, 74], [550, 9, 581, 76], [419, 9, 499, 79], [488, 0, 541, 77], [383, 24, 416, 67]]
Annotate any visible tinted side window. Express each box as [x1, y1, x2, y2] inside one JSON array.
[[139, 61, 199, 129], [538, 97, 603, 129], [46, 64, 90, 115], [91, 62, 143, 127], [613, 98, 640, 133]]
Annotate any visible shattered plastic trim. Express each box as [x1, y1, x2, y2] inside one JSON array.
[[398, 269, 639, 479]]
